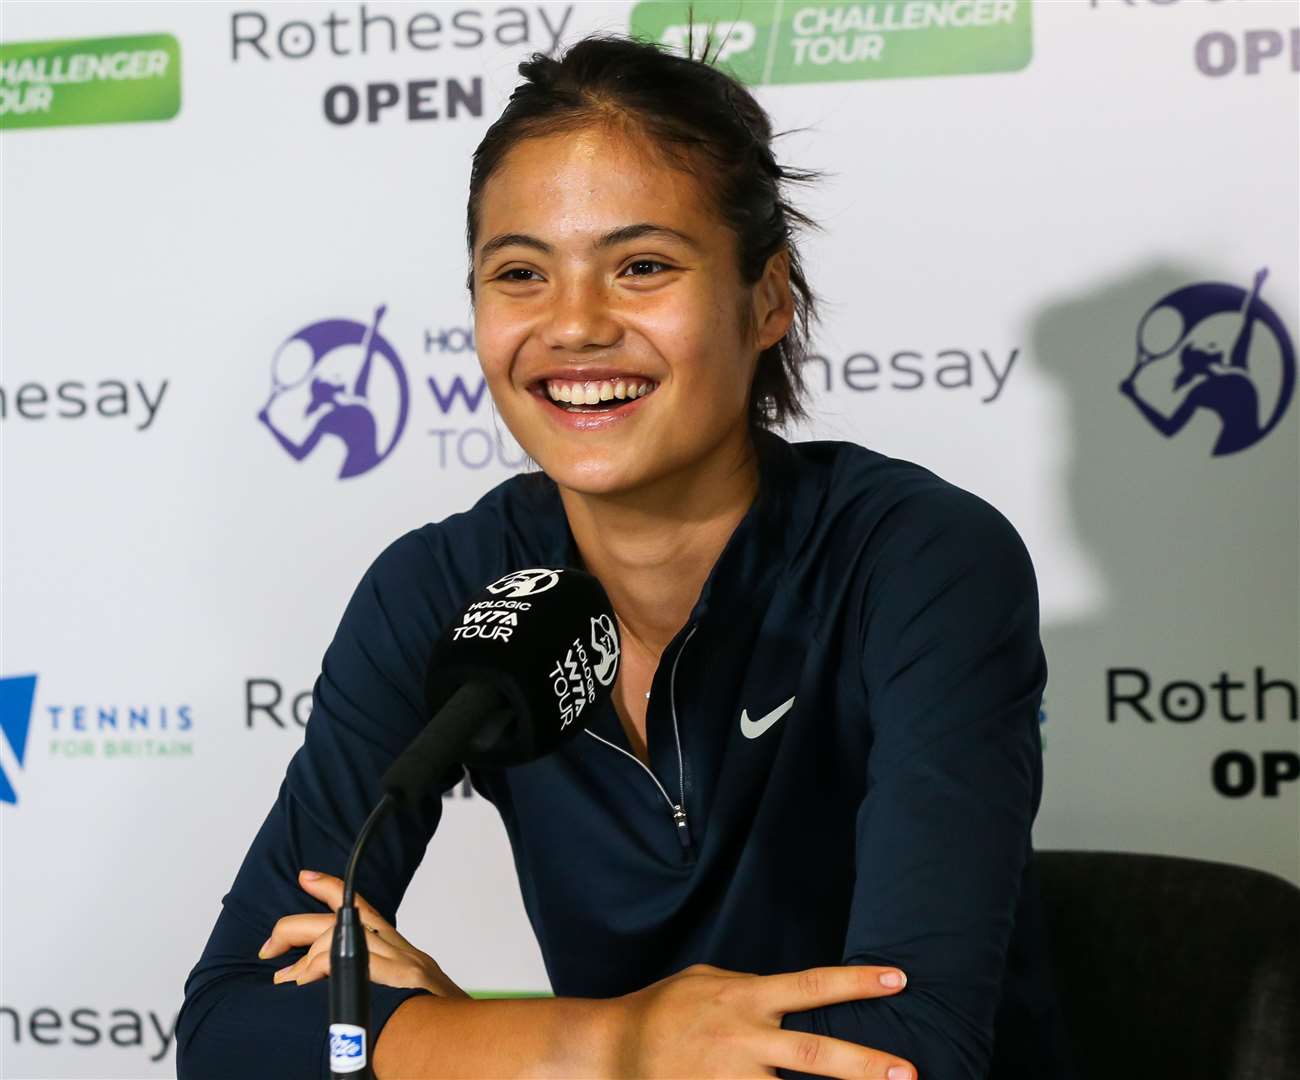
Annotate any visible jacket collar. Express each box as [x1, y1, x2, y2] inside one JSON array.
[[512, 429, 800, 630]]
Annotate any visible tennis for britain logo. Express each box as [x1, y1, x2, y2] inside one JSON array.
[[0, 675, 36, 805], [1118, 268, 1296, 456]]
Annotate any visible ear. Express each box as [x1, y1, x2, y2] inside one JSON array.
[[752, 248, 795, 352]]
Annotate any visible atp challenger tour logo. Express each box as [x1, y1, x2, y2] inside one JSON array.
[[632, 0, 1032, 85], [0, 33, 181, 130], [1119, 268, 1295, 456]]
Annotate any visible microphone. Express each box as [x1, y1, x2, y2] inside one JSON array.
[[327, 566, 621, 1079]]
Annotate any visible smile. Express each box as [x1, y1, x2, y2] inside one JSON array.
[[536, 377, 658, 414]]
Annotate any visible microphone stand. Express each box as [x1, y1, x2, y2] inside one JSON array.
[[325, 681, 513, 1079], [329, 792, 395, 1079]]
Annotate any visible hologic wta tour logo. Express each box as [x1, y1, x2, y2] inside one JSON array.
[[259, 305, 410, 479], [487, 569, 562, 598], [260, 307, 527, 479], [590, 614, 619, 687], [631, 0, 1032, 85], [1119, 269, 1296, 456]]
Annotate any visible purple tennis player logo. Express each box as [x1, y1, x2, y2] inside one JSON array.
[[258, 304, 410, 478], [1119, 268, 1295, 456]]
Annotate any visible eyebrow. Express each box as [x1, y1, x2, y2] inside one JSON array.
[[476, 223, 701, 266]]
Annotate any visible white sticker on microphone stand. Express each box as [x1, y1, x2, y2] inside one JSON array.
[[329, 1024, 367, 1072]]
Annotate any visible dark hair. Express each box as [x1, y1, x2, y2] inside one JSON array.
[[464, 28, 822, 430]]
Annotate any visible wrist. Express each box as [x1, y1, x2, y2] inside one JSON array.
[[543, 995, 626, 1079]]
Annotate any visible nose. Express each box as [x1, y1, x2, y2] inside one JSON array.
[[540, 274, 622, 353]]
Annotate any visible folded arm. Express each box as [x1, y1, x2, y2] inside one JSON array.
[[781, 489, 1047, 1078], [177, 532, 458, 1079]]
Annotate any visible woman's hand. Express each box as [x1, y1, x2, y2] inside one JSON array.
[[258, 869, 470, 999], [612, 962, 916, 1080]]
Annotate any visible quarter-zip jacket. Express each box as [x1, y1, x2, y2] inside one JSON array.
[[178, 432, 1077, 1079]]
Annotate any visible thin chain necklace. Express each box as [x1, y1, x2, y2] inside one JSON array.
[[614, 612, 654, 700]]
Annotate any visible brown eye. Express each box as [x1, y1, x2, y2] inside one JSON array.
[[498, 268, 541, 282], [623, 259, 669, 277]]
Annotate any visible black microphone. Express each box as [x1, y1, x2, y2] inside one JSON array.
[[327, 566, 621, 1079]]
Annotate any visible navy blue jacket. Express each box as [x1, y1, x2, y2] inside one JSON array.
[[178, 432, 1076, 1078]]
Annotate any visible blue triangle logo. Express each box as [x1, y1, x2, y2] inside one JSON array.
[[0, 675, 38, 805]]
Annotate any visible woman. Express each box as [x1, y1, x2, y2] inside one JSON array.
[[178, 31, 1074, 1080]]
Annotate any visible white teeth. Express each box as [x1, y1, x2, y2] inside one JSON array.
[[541, 377, 656, 404]]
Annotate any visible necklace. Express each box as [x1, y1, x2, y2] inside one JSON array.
[[614, 612, 655, 702]]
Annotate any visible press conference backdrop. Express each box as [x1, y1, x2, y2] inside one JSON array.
[[1, 0, 1297, 1075]]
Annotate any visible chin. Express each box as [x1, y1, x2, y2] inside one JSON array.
[[536, 449, 657, 497]]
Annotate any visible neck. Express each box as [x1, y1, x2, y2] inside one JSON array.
[[559, 428, 760, 659]]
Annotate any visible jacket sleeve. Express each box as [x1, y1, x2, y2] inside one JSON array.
[[780, 487, 1048, 1079], [177, 530, 464, 1079]]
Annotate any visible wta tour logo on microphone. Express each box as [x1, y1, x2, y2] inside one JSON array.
[[259, 305, 410, 479], [1119, 269, 1296, 456], [452, 570, 566, 645], [549, 611, 621, 731], [487, 569, 562, 598]]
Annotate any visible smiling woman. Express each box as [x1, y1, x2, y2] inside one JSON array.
[[177, 27, 1076, 1080], [470, 124, 785, 493]]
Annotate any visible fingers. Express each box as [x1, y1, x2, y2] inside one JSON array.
[[273, 925, 400, 985], [296, 869, 388, 926], [765, 965, 907, 1016], [761, 1030, 917, 1080], [272, 930, 422, 988], [272, 925, 333, 984], [276, 946, 332, 986], [684, 962, 748, 978], [258, 913, 335, 959], [258, 869, 390, 961]]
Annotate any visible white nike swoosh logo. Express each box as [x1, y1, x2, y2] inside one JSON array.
[[740, 696, 796, 739]]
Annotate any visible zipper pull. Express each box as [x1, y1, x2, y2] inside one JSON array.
[[672, 804, 692, 849]]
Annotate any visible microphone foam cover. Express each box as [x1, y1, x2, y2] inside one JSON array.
[[424, 568, 621, 766]]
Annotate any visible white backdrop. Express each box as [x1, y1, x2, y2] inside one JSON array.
[[2, 1, 1297, 1076]]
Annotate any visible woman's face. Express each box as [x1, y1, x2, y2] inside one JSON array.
[[471, 123, 791, 498]]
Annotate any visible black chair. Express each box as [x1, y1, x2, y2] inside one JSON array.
[[1035, 850, 1300, 1080]]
